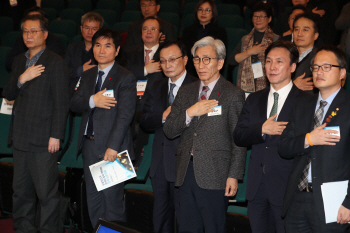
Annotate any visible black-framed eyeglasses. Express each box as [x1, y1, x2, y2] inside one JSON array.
[[160, 56, 183, 65], [253, 15, 268, 20], [197, 8, 212, 14], [22, 30, 43, 35], [310, 64, 341, 72], [142, 27, 159, 32], [193, 57, 218, 65]]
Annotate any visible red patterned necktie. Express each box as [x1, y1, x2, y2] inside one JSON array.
[[199, 86, 209, 101], [145, 49, 152, 65]]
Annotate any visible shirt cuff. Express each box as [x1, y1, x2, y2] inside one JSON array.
[[185, 110, 193, 126], [17, 80, 23, 88], [89, 95, 95, 108], [144, 67, 148, 76]]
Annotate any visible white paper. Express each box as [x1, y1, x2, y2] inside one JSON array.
[[252, 61, 264, 79], [208, 105, 222, 116], [137, 80, 147, 96], [321, 180, 348, 223], [0, 99, 13, 115], [324, 126, 340, 137], [89, 150, 136, 191], [103, 89, 114, 97]]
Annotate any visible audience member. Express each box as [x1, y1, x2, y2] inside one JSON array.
[[65, 12, 103, 94], [279, 45, 350, 233], [2, 14, 69, 232], [229, 2, 279, 92], [124, 16, 166, 163], [233, 40, 307, 233], [6, 7, 65, 72], [181, 0, 227, 77], [335, 2, 350, 57], [123, 0, 176, 53], [70, 28, 136, 227], [139, 40, 196, 233], [292, 13, 319, 92], [163, 36, 246, 233]]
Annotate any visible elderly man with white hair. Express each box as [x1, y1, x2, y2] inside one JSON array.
[[163, 36, 246, 233]]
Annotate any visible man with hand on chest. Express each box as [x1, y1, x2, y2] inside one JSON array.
[[70, 28, 136, 227]]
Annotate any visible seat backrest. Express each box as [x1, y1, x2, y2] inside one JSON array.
[[0, 47, 11, 89], [3, 31, 21, 48], [60, 8, 85, 28], [41, 0, 64, 15], [218, 15, 244, 29], [49, 20, 77, 41], [232, 150, 251, 202], [96, 0, 121, 16], [68, 0, 92, 12], [133, 134, 154, 182], [112, 22, 131, 33], [93, 9, 118, 26], [217, 4, 241, 16], [121, 11, 143, 23], [0, 17, 13, 40]]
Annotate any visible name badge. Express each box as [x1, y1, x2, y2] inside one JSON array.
[[324, 126, 340, 137], [137, 80, 147, 96], [208, 105, 222, 116], [103, 90, 114, 97], [252, 61, 264, 79]]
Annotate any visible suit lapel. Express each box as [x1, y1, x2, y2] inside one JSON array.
[[278, 85, 298, 122], [162, 78, 169, 108], [101, 63, 118, 90], [259, 87, 269, 121], [322, 88, 346, 126]]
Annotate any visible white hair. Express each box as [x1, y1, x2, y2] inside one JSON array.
[[191, 36, 226, 60]]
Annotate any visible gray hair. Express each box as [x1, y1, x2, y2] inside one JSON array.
[[191, 36, 226, 60], [81, 12, 104, 27]]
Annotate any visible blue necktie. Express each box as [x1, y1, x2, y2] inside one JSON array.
[[86, 71, 104, 137], [168, 83, 176, 106]]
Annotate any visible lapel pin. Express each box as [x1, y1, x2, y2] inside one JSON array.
[[109, 78, 111, 81], [217, 92, 220, 95]]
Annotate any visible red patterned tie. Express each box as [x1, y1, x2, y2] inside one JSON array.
[[199, 86, 209, 101], [145, 49, 152, 65]]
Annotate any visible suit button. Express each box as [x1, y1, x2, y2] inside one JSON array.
[[194, 133, 197, 136], [266, 146, 269, 149]]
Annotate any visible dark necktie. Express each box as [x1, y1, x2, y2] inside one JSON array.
[[168, 83, 176, 106], [86, 71, 104, 137], [298, 100, 328, 191], [269, 92, 279, 121], [199, 86, 209, 101]]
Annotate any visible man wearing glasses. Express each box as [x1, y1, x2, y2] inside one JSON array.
[[3, 14, 69, 233], [123, 0, 175, 53], [140, 40, 196, 233], [163, 36, 246, 232], [279, 45, 350, 232]]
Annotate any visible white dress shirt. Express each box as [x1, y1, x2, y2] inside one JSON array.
[[143, 43, 160, 76], [266, 80, 293, 120]]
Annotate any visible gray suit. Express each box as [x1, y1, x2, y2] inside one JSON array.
[[163, 76, 246, 232]]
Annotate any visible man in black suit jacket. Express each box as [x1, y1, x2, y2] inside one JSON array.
[[163, 37, 246, 233], [123, 0, 175, 53], [125, 17, 166, 163], [2, 15, 69, 233], [279, 45, 350, 232], [65, 12, 103, 93], [140, 40, 196, 233], [70, 28, 136, 227], [233, 41, 306, 233]]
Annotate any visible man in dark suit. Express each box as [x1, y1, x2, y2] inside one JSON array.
[[163, 36, 246, 233], [292, 13, 320, 92], [70, 28, 136, 226], [6, 7, 65, 72], [279, 45, 350, 232], [125, 16, 166, 163], [123, 0, 175, 53], [65, 12, 103, 93], [233, 41, 306, 233], [140, 40, 196, 233], [2, 15, 69, 233]]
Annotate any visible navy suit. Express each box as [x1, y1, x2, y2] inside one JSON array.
[[140, 73, 196, 233], [233, 84, 306, 233]]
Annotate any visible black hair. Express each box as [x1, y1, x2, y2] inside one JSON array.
[[194, 0, 218, 23], [139, 0, 160, 5], [251, 2, 273, 18], [159, 40, 187, 57], [142, 16, 163, 33], [23, 6, 47, 18], [265, 40, 299, 65], [21, 14, 49, 32], [288, 4, 308, 18], [311, 45, 347, 69], [293, 13, 319, 33], [92, 28, 122, 49]]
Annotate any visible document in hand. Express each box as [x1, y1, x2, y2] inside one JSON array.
[[321, 180, 348, 223], [89, 150, 136, 191]]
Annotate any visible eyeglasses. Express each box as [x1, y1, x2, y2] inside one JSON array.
[[253, 15, 268, 20], [82, 26, 99, 31], [141, 3, 156, 8], [310, 64, 341, 72], [22, 30, 43, 35], [197, 8, 212, 14], [142, 27, 159, 32], [193, 57, 218, 65], [160, 56, 183, 64]]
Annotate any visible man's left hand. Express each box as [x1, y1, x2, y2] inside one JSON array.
[[225, 178, 238, 197], [48, 137, 60, 153], [337, 205, 350, 224], [104, 148, 118, 162], [159, 34, 165, 43]]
